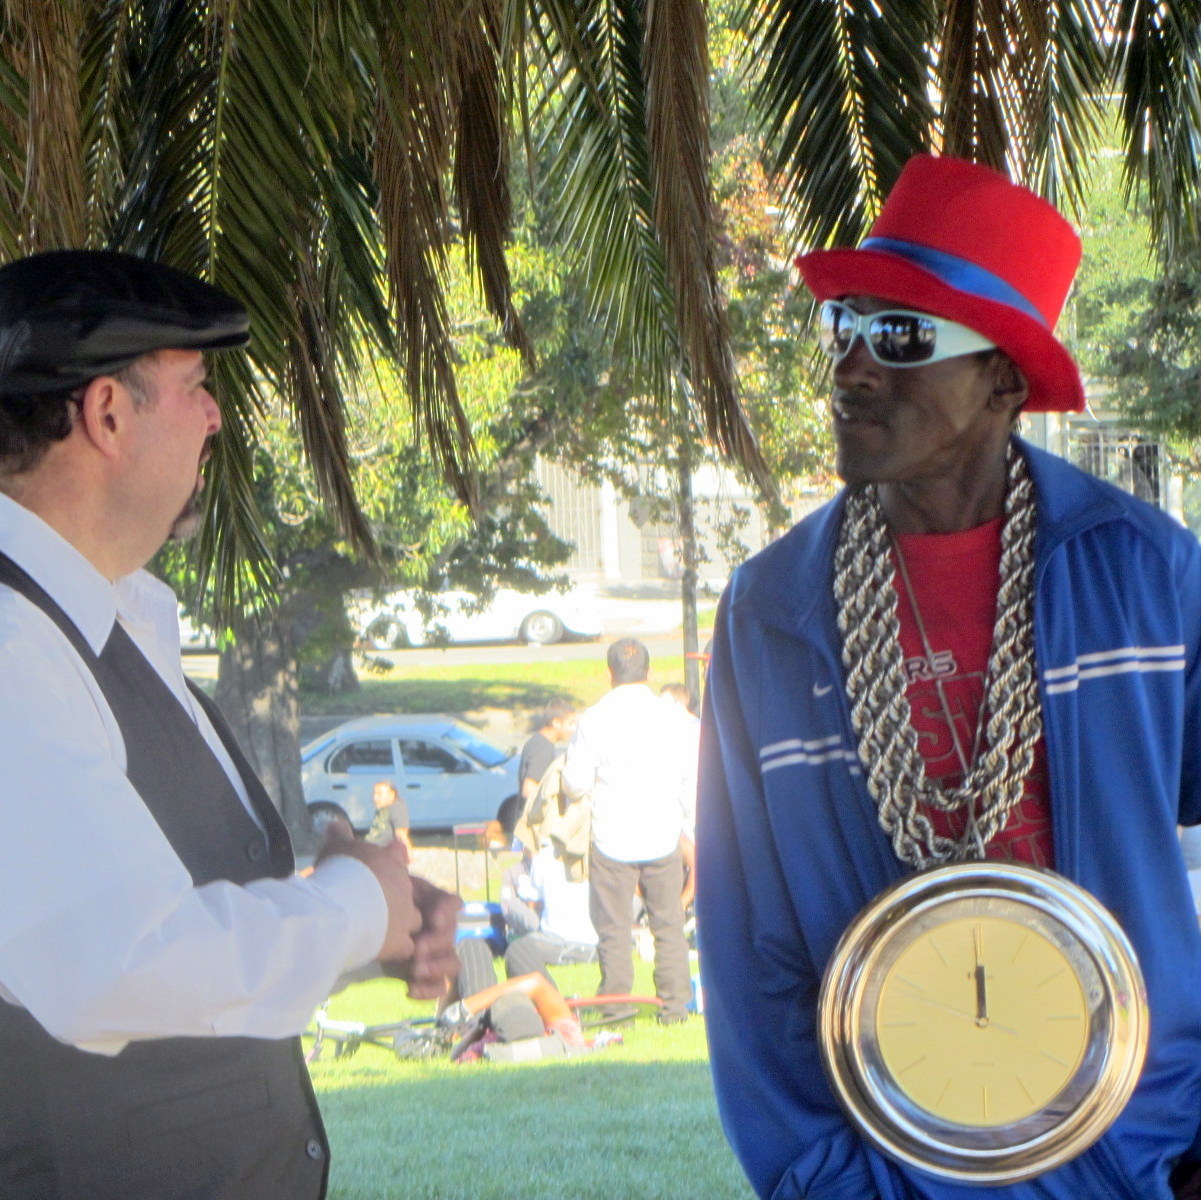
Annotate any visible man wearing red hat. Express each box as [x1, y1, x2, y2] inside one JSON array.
[[697, 156, 1201, 1198]]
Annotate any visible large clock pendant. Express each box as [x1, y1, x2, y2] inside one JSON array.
[[817, 863, 1148, 1183]]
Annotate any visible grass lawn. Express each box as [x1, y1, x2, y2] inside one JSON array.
[[302, 653, 692, 719], [287, 641, 746, 1197], [309, 963, 754, 1200]]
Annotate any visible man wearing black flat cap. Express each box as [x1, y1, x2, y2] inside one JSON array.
[[0, 250, 460, 1200]]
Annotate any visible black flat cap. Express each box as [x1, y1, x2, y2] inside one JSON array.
[[0, 250, 249, 395]]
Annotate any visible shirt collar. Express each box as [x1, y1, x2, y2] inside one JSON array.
[[0, 491, 125, 653]]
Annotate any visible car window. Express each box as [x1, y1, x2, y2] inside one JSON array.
[[398, 738, 462, 774], [301, 734, 337, 765], [442, 725, 509, 768], [328, 739, 395, 774]]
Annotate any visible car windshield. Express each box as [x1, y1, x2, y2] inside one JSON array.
[[300, 735, 337, 765], [443, 725, 510, 767]]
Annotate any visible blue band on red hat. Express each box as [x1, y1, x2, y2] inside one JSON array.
[[861, 237, 1047, 326]]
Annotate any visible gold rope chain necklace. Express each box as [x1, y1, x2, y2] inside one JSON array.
[[832, 445, 1043, 869]]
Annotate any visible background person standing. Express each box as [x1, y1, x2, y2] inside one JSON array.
[[563, 638, 693, 1023]]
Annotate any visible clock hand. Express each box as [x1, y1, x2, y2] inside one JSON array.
[[973, 924, 989, 1027], [897, 988, 1018, 1035]]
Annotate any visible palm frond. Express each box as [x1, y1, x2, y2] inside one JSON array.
[[0, 0, 86, 249], [940, 0, 1107, 210], [0, 45, 30, 261], [535, 0, 677, 393], [941, 0, 1011, 167], [454, 0, 534, 365], [283, 245, 375, 557], [371, 3, 478, 510], [746, 0, 937, 248], [108, 0, 400, 611], [644, 0, 771, 494], [1113, 0, 1201, 256], [79, 0, 133, 245], [1010, 0, 1108, 212]]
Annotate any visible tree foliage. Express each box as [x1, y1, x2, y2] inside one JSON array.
[[746, 0, 1201, 259], [1073, 140, 1201, 452], [0, 0, 773, 617]]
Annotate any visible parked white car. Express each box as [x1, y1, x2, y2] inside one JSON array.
[[178, 607, 217, 652], [301, 714, 521, 833], [351, 586, 602, 649]]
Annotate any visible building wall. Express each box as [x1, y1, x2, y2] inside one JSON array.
[[535, 403, 1191, 591], [533, 457, 773, 589]]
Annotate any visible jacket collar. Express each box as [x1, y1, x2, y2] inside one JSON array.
[[733, 436, 1128, 642]]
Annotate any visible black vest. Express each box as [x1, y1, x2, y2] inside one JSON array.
[[0, 553, 328, 1200]]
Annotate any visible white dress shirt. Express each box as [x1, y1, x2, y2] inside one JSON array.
[[0, 493, 386, 1054], [561, 682, 691, 862], [530, 847, 597, 945]]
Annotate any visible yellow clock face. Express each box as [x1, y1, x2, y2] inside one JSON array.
[[874, 915, 1089, 1126]]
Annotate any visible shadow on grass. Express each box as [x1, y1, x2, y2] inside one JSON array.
[[301, 657, 686, 721], [317, 1059, 752, 1200], [300, 677, 591, 719]]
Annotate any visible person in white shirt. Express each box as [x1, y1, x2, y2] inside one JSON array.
[[561, 638, 693, 1023], [503, 842, 599, 981], [660, 682, 701, 909], [0, 251, 459, 1200]]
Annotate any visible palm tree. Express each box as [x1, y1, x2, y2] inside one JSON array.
[[0, 0, 766, 599], [3, 0, 1199, 830], [4, 1, 1200, 580]]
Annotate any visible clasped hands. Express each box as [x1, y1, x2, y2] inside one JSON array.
[[317, 836, 461, 999]]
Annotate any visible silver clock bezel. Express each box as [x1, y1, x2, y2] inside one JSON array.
[[817, 863, 1148, 1183]]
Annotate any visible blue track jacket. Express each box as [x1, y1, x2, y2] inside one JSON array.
[[697, 441, 1201, 1199]]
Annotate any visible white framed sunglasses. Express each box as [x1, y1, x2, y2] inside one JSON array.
[[819, 299, 995, 368]]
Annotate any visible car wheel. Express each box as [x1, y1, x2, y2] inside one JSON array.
[[520, 610, 564, 645], [363, 615, 410, 651]]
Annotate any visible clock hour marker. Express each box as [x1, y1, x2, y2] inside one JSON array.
[[1017, 1076, 1034, 1104], [981, 1086, 989, 1121], [935, 1078, 951, 1108], [899, 1055, 928, 1074], [1008, 932, 1030, 965], [1040, 1049, 1072, 1068], [1037, 968, 1067, 988], [930, 938, 949, 968]]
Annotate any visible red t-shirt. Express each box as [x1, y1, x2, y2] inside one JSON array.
[[890, 518, 1053, 868]]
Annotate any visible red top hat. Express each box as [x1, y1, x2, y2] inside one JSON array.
[[795, 155, 1084, 413]]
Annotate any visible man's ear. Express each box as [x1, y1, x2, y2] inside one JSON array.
[[988, 352, 1029, 419], [75, 375, 128, 457]]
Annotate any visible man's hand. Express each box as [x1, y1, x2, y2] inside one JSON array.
[[316, 837, 421, 963], [383, 877, 462, 999]]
